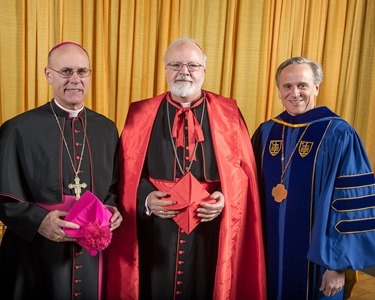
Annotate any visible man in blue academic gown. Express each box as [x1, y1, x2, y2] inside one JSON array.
[[252, 57, 375, 299]]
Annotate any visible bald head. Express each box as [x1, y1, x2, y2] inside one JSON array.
[[164, 37, 206, 67], [48, 42, 90, 67]]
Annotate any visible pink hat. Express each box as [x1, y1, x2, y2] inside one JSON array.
[[48, 41, 86, 56], [64, 191, 113, 256]]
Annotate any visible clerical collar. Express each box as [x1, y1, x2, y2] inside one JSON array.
[[53, 99, 84, 117], [168, 91, 205, 108], [181, 102, 191, 108]]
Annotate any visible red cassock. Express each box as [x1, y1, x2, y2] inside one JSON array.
[[105, 91, 266, 299]]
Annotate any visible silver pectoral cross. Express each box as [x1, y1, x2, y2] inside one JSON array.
[[68, 175, 87, 200]]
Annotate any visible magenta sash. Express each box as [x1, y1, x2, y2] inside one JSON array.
[[35, 195, 76, 212]]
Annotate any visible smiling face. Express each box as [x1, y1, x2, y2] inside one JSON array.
[[278, 63, 319, 116], [165, 41, 206, 103], [45, 44, 91, 110]]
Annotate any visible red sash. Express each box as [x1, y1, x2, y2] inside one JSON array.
[[149, 176, 218, 195]]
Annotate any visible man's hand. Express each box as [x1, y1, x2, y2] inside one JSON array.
[[106, 205, 123, 231], [147, 191, 178, 218], [319, 269, 345, 296], [197, 191, 225, 222], [38, 210, 79, 242]]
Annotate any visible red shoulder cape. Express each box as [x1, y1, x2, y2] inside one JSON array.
[[105, 91, 266, 299]]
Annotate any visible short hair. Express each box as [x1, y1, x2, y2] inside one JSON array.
[[276, 57, 323, 88], [163, 37, 207, 66], [48, 41, 90, 66]]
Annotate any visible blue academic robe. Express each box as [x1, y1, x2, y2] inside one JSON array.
[[252, 107, 375, 300]]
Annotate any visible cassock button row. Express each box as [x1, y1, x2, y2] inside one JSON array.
[[177, 280, 183, 285], [184, 167, 189, 171], [178, 260, 184, 265], [186, 146, 189, 150], [176, 291, 182, 295], [76, 156, 81, 160], [74, 129, 80, 134], [75, 252, 83, 257], [185, 156, 189, 161], [184, 126, 188, 130], [179, 239, 186, 244], [178, 250, 185, 255], [177, 270, 183, 275], [74, 279, 81, 284], [75, 265, 83, 270], [75, 142, 81, 147], [180, 229, 185, 233], [74, 292, 82, 297]]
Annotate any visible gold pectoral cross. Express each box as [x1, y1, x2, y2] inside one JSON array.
[[68, 175, 87, 200]]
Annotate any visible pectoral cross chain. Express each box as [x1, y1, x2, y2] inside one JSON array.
[[68, 175, 87, 200]]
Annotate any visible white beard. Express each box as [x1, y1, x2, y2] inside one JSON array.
[[170, 77, 204, 98]]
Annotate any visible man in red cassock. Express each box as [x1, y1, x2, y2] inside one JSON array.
[[106, 37, 266, 299]]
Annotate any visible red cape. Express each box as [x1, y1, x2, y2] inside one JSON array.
[[106, 91, 266, 299]]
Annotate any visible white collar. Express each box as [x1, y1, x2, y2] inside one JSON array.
[[180, 102, 191, 108], [54, 99, 84, 117]]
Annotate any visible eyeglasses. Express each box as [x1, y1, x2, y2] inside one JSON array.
[[47, 67, 92, 78], [166, 62, 204, 72]]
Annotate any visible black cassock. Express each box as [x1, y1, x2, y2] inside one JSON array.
[[0, 101, 118, 300], [137, 98, 221, 300]]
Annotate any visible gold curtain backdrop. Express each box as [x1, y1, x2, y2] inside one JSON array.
[[0, 0, 374, 168]]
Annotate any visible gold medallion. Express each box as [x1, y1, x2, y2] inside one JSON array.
[[272, 183, 288, 203]]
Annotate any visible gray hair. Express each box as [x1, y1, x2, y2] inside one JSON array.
[[163, 37, 207, 66], [276, 57, 323, 88]]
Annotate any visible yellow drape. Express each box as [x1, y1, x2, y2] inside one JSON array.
[[0, 0, 374, 167]]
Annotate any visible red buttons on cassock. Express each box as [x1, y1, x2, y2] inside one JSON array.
[[176, 291, 182, 295], [177, 270, 183, 275], [76, 156, 80, 160], [74, 130, 80, 134], [74, 279, 81, 284], [74, 292, 82, 297], [178, 250, 185, 255], [179, 239, 186, 244], [177, 281, 183, 285], [75, 265, 83, 270], [75, 252, 83, 257], [178, 260, 184, 265]]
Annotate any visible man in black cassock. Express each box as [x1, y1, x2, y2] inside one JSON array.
[[0, 42, 122, 299]]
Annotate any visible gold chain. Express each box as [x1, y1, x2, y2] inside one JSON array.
[[166, 99, 205, 175], [50, 102, 87, 177], [280, 124, 309, 183]]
